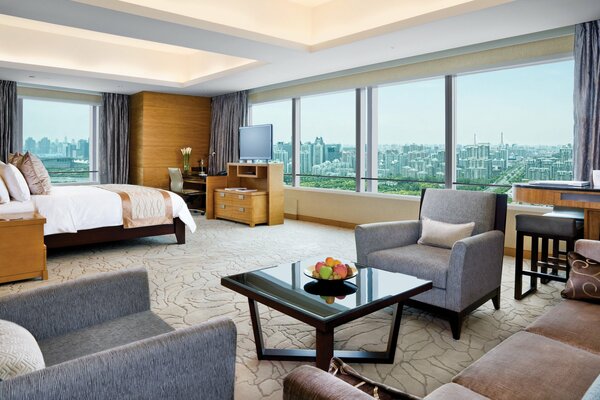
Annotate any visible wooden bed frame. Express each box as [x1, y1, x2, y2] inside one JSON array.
[[44, 218, 185, 249]]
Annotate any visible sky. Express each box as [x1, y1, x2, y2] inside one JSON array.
[[251, 59, 575, 147], [23, 99, 91, 141]]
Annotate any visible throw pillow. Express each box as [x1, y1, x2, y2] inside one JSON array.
[[0, 162, 31, 201], [0, 176, 9, 204], [417, 217, 475, 249], [561, 252, 600, 303], [8, 152, 24, 167], [18, 152, 52, 195], [0, 319, 45, 381], [328, 357, 420, 400]]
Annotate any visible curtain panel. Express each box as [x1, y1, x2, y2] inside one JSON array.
[[0, 80, 17, 163], [574, 20, 600, 181], [99, 93, 130, 184], [208, 91, 248, 175]]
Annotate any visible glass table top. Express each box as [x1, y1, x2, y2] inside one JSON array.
[[221, 257, 432, 322]]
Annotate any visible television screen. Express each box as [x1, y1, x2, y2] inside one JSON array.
[[239, 124, 273, 161]]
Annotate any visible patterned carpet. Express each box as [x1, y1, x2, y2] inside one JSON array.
[[0, 216, 564, 399]]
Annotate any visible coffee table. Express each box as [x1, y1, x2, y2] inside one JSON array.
[[221, 257, 432, 370]]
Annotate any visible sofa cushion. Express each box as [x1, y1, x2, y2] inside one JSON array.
[[561, 252, 600, 303], [367, 244, 450, 289], [526, 300, 600, 355], [38, 310, 173, 366], [424, 383, 490, 400], [453, 331, 600, 400], [0, 319, 45, 380], [420, 189, 496, 235], [418, 217, 475, 249]]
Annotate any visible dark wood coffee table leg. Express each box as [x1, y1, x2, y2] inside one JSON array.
[[316, 328, 334, 370], [247, 298, 404, 370], [248, 298, 265, 359]]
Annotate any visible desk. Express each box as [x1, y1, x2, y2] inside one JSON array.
[[183, 175, 228, 219], [513, 183, 600, 239]]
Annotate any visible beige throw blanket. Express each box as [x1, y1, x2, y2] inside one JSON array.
[[98, 184, 173, 229]]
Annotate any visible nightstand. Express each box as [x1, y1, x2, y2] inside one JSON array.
[[0, 212, 47, 284]]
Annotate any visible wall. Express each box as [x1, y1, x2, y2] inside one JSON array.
[[284, 187, 548, 252], [129, 91, 211, 189]]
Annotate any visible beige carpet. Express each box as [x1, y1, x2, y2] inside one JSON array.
[[0, 216, 564, 399]]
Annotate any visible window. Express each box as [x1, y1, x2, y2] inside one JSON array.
[[374, 78, 446, 195], [20, 97, 99, 183], [455, 60, 574, 197], [299, 91, 356, 191], [248, 57, 575, 198], [250, 99, 293, 185]]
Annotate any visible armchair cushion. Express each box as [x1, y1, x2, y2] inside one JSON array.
[[0, 320, 45, 380], [420, 189, 496, 235], [39, 311, 174, 366], [366, 244, 451, 289], [418, 218, 475, 249]]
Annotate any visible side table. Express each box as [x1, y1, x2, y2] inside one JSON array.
[[0, 212, 47, 284]]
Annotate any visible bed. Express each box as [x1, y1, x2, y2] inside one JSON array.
[[0, 186, 196, 249]]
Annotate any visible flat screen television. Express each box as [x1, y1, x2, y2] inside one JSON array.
[[239, 124, 273, 161]]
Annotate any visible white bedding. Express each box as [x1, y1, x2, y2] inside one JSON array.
[[0, 186, 196, 236]]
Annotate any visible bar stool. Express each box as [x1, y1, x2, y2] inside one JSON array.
[[514, 208, 584, 300]]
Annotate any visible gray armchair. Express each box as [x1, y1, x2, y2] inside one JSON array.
[[0, 268, 236, 399], [355, 189, 507, 339]]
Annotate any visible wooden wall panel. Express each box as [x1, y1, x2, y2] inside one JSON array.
[[129, 91, 211, 189]]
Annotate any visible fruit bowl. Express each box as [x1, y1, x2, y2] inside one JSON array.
[[304, 257, 358, 282]]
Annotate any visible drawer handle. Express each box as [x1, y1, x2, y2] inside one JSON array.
[[220, 204, 226, 209], [219, 192, 225, 197], [238, 194, 245, 200], [239, 207, 245, 212]]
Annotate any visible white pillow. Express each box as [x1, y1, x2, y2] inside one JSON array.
[[0, 162, 31, 201], [418, 217, 475, 249], [0, 319, 45, 380], [0, 176, 9, 204]]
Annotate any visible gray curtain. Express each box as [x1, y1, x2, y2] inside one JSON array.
[[99, 93, 130, 184], [208, 91, 247, 175], [0, 80, 17, 163], [574, 19, 600, 181]]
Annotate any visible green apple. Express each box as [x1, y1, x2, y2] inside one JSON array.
[[319, 266, 333, 280]]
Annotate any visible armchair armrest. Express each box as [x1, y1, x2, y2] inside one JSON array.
[[0, 317, 237, 400], [355, 221, 420, 264], [0, 268, 150, 340], [446, 230, 505, 312], [575, 239, 600, 260], [284, 365, 373, 400]]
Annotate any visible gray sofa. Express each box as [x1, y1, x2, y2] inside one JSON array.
[[355, 189, 507, 339], [283, 239, 600, 400], [0, 268, 237, 400]]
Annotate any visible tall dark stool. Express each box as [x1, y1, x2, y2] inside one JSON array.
[[514, 208, 584, 300]]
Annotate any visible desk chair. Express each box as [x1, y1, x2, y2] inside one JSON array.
[[168, 167, 205, 215]]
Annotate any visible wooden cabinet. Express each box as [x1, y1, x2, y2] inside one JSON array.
[[214, 190, 268, 227], [0, 212, 47, 284], [214, 163, 284, 227], [129, 91, 211, 189]]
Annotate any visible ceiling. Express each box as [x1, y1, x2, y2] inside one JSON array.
[[0, 0, 598, 97]]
